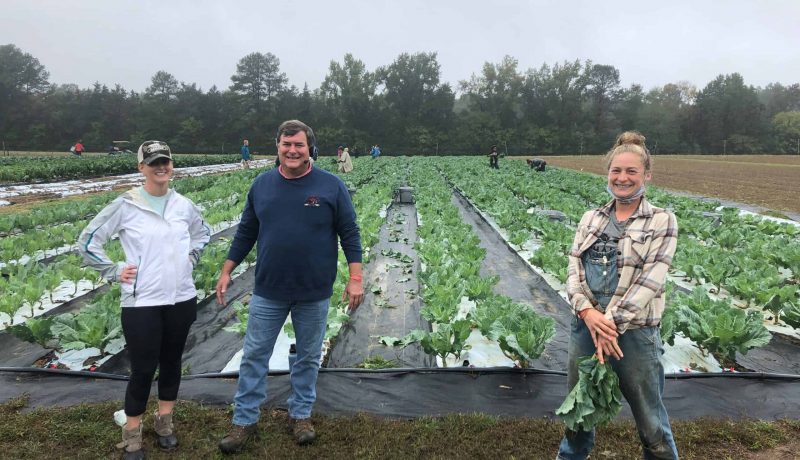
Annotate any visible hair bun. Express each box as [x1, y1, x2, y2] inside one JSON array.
[[615, 131, 646, 147]]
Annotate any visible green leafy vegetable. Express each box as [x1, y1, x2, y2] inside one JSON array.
[[671, 288, 772, 363], [50, 298, 122, 352], [556, 356, 623, 432], [223, 300, 249, 336]]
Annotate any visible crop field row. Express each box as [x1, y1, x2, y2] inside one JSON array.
[[440, 158, 798, 371], [0, 157, 797, 376], [0, 154, 239, 184]]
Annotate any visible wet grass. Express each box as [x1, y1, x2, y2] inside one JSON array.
[[1, 396, 798, 459]]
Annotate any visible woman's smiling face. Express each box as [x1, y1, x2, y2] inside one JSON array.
[[607, 151, 651, 199], [138, 157, 173, 186]]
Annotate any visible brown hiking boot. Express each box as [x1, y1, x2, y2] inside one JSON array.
[[290, 417, 316, 445], [153, 411, 178, 450], [115, 424, 145, 460], [219, 423, 257, 454]]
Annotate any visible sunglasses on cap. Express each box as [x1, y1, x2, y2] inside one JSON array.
[[146, 157, 172, 167]]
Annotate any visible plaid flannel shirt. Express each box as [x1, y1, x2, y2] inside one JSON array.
[[566, 197, 678, 334]]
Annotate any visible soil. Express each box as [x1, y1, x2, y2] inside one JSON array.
[[0, 160, 267, 211], [748, 438, 800, 460], [529, 155, 800, 216], [0, 185, 129, 211]]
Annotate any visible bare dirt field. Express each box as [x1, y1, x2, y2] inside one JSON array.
[[534, 155, 800, 216]]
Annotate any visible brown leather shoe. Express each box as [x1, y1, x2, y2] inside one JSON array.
[[218, 423, 257, 454], [290, 418, 316, 445]]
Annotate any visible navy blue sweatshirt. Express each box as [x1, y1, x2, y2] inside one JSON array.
[[227, 167, 362, 301]]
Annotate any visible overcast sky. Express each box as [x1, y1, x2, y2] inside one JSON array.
[[4, 0, 798, 94]]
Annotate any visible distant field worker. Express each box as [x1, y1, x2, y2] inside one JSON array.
[[488, 145, 499, 169], [337, 146, 353, 173], [557, 131, 679, 459], [370, 144, 381, 159], [240, 139, 251, 169], [78, 140, 210, 460], [73, 139, 85, 157], [527, 158, 547, 171]]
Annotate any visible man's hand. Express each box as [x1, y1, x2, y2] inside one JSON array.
[[343, 279, 364, 314], [582, 309, 619, 348], [216, 273, 232, 307], [216, 260, 239, 308]]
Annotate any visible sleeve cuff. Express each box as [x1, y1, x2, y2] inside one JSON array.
[[110, 262, 126, 282]]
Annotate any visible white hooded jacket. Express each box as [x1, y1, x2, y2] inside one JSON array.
[[78, 187, 210, 307]]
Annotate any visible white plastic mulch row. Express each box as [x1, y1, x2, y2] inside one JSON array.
[[0, 279, 97, 331], [0, 160, 271, 204], [436, 296, 516, 368], [0, 219, 242, 331], [47, 259, 256, 372]]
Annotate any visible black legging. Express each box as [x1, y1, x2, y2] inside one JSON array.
[[121, 297, 197, 416], [489, 155, 499, 169]]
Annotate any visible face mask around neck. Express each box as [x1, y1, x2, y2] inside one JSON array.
[[607, 185, 645, 204]]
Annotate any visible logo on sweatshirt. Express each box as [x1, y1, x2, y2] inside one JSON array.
[[304, 196, 320, 207]]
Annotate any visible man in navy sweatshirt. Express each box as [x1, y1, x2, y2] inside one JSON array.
[[217, 120, 364, 454]]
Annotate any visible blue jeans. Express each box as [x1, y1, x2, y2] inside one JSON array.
[[232, 294, 329, 426], [557, 318, 679, 460]]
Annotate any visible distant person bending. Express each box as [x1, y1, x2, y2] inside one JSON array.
[[527, 158, 547, 171], [78, 141, 210, 460]]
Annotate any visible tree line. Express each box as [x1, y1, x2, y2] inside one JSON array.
[[2, 43, 799, 155]]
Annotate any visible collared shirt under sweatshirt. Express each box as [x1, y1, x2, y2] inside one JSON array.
[[227, 166, 362, 302], [567, 197, 678, 334]]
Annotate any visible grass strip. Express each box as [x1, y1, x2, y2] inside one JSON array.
[[0, 396, 797, 459]]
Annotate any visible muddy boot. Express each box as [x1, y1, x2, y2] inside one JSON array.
[[153, 411, 178, 450], [290, 417, 316, 445], [218, 423, 257, 454], [115, 424, 145, 460]]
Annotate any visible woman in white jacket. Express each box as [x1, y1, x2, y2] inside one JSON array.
[[78, 140, 210, 460]]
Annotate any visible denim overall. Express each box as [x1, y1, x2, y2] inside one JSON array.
[[581, 231, 620, 311]]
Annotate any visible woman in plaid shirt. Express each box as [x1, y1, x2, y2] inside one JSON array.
[[557, 132, 679, 460]]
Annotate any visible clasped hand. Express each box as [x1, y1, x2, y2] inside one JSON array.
[[582, 309, 623, 364]]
